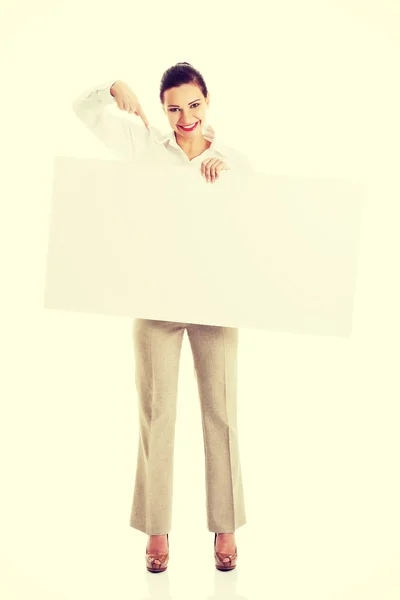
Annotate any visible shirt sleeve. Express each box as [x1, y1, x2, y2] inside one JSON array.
[[217, 145, 254, 174], [235, 152, 254, 174], [72, 80, 151, 160]]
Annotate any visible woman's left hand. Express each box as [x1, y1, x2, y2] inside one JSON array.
[[201, 158, 230, 183]]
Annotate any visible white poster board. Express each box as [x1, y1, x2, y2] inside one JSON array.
[[44, 157, 364, 336]]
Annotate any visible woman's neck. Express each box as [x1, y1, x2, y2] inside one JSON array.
[[175, 133, 211, 158]]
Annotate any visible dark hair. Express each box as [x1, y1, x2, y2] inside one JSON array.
[[159, 62, 208, 104]]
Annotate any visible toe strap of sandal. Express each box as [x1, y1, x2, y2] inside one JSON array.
[[147, 553, 168, 564], [215, 549, 237, 563]]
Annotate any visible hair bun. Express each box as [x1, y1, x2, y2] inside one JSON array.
[[177, 61, 191, 66]]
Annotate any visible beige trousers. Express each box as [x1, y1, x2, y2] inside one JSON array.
[[129, 318, 246, 535]]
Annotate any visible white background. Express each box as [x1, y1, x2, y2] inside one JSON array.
[[1, 1, 399, 599]]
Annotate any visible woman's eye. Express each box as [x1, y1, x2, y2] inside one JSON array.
[[169, 103, 200, 113]]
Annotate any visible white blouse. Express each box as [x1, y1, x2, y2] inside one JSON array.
[[72, 80, 253, 172]]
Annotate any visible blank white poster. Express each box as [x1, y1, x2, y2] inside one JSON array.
[[44, 156, 364, 336]]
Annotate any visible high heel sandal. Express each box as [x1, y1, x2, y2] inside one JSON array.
[[214, 533, 238, 571], [146, 533, 169, 573]]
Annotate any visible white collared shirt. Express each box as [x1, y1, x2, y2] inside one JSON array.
[[72, 80, 253, 172]]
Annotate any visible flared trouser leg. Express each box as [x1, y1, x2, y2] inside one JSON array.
[[129, 318, 246, 534], [186, 323, 246, 533], [129, 318, 185, 535]]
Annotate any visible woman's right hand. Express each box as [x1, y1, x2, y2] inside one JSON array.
[[110, 80, 150, 130]]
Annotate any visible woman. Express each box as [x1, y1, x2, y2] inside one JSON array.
[[72, 62, 251, 572]]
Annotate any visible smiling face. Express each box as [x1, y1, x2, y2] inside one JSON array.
[[162, 83, 210, 140]]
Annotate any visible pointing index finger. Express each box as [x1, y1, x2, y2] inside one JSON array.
[[137, 104, 150, 129]]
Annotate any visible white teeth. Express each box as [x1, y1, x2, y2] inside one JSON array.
[[180, 122, 197, 129]]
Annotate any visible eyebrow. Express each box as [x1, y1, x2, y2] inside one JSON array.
[[167, 99, 201, 107]]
